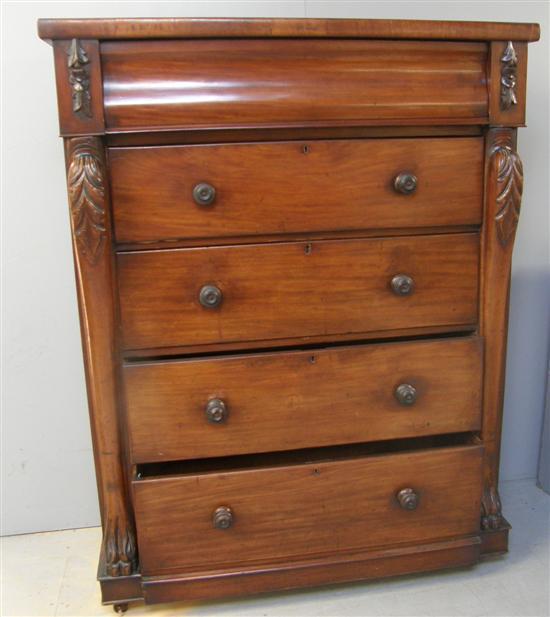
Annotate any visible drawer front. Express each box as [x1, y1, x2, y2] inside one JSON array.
[[124, 337, 482, 463], [133, 445, 483, 575], [102, 40, 488, 131], [110, 138, 483, 244], [117, 234, 479, 350]]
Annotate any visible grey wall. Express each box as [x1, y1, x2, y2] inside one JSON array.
[[2, 1, 549, 536], [537, 362, 550, 493]]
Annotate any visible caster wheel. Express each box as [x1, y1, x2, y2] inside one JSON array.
[[113, 603, 128, 614]]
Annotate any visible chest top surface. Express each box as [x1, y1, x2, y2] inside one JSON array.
[[37, 17, 540, 41]]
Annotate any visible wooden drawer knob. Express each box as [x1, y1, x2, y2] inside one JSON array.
[[193, 182, 216, 206], [391, 274, 415, 296], [393, 172, 417, 194], [205, 398, 228, 423], [212, 506, 233, 529], [394, 383, 417, 406], [396, 488, 419, 510], [199, 285, 223, 309]]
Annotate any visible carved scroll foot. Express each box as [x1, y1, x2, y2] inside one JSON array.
[[481, 485, 503, 530], [103, 516, 137, 577]]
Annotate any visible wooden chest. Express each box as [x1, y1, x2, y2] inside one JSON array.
[[38, 17, 540, 613]]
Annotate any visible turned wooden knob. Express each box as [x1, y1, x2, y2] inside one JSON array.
[[193, 182, 216, 206], [393, 172, 417, 194], [212, 506, 233, 529], [205, 398, 228, 423], [199, 284, 222, 308], [394, 383, 417, 406], [396, 487, 419, 510], [391, 274, 415, 296]]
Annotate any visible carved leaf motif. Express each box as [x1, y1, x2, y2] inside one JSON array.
[[67, 39, 91, 116], [67, 37, 89, 67], [103, 515, 137, 577], [481, 486, 502, 530], [500, 41, 518, 110], [67, 140, 106, 264], [492, 142, 523, 247]]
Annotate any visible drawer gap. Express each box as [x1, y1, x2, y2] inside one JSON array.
[[123, 329, 477, 364], [135, 432, 478, 480], [106, 126, 485, 148], [115, 225, 482, 253]]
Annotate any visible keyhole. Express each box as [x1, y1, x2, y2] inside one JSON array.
[[302, 144, 310, 154], [305, 243, 312, 255]]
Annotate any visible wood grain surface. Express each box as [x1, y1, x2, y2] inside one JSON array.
[[37, 17, 540, 42], [141, 536, 481, 603], [102, 40, 488, 131], [117, 233, 480, 350], [124, 337, 482, 463], [133, 444, 483, 575], [110, 138, 484, 244]]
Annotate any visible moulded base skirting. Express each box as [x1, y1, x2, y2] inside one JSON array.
[[141, 536, 482, 604], [140, 536, 482, 606], [98, 556, 142, 606], [98, 530, 512, 608], [480, 516, 512, 557]]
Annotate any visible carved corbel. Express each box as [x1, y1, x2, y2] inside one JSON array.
[[67, 137, 106, 263], [479, 127, 523, 538], [65, 136, 137, 577], [491, 129, 524, 247]]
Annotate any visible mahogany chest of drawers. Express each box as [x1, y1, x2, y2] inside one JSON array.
[[38, 17, 540, 613]]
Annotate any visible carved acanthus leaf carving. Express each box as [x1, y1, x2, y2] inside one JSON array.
[[67, 38, 91, 116], [491, 135, 523, 247], [500, 41, 518, 110], [481, 485, 503, 530], [103, 515, 138, 577], [67, 138, 106, 264]]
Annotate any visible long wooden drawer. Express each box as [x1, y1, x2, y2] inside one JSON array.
[[133, 443, 483, 575], [117, 233, 479, 351], [102, 39, 488, 131], [110, 138, 483, 244], [124, 337, 482, 463]]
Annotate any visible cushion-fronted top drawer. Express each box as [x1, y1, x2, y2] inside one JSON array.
[[110, 137, 483, 244], [102, 39, 488, 131]]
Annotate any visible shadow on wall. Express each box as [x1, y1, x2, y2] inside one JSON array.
[[501, 267, 550, 482], [537, 360, 550, 494]]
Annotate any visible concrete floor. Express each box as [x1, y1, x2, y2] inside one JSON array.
[[2, 478, 549, 617]]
